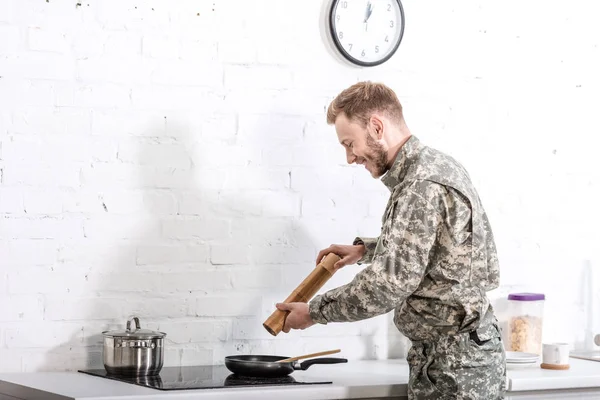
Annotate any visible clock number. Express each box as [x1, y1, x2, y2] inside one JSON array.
[[361, 49, 365, 57], [342, 1, 348, 8], [387, 4, 391, 11], [349, 43, 353, 51], [385, 35, 389, 42], [375, 45, 379, 53], [390, 20, 394, 28], [339, 32, 344, 39], [336, 14, 340, 21]]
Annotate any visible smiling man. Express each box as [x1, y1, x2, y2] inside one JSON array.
[[276, 81, 506, 399]]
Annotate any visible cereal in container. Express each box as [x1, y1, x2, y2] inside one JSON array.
[[507, 293, 545, 354]]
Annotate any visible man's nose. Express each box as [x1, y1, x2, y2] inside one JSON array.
[[346, 152, 356, 165]]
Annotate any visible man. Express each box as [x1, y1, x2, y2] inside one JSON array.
[[275, 81, 506, 399]]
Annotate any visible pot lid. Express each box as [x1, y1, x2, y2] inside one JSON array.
[[102, 316, 166, 339]]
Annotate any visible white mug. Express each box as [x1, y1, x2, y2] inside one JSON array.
[[542, 343, 570, 366]]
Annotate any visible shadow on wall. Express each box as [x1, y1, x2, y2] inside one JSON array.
[[40, 111, 326, 371], [37, 121, 172, 372], [489, 258, 600, 354], [40, 107, 403, 371], [577, 259, 599, 351]]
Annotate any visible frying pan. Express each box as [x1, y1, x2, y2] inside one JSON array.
[[224, 355, 348, 378]]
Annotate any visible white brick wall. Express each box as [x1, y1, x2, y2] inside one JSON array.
[[1, 0, 599, 373]]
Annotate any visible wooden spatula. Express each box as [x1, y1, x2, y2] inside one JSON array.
[[276, 349, 341, 363]]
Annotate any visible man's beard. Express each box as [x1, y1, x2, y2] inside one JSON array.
[[365, 133, 389, 178]]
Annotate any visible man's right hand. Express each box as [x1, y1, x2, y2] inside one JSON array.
[[316, 244, 365, 270]]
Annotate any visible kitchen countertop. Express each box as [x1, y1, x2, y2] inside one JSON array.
[[1, 358, 600, 400]]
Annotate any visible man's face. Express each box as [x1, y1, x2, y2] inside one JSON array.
[[335, 113, 389, 178]]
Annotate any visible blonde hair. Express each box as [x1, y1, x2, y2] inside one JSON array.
[[326, 81, 403, 127]]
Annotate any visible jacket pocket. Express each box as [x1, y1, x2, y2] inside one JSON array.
[[470, 323, 501, 347]]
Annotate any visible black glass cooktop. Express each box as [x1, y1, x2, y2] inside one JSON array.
[[78, 365, 332, 390]]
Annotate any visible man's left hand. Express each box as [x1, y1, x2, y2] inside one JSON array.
[[275, 302, 315, 333]]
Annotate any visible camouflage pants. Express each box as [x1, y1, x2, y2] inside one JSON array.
[[407, 323, 506, 400]]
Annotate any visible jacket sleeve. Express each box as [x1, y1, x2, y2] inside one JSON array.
[[309, 190, 442, 324], [352, 236, 378, 265]]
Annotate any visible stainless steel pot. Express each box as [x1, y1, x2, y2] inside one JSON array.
[[102, 316, 166, 376]]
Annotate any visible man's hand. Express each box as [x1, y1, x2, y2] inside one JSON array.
[[276, 302, 315, 333], [316, 244, 365, 270]]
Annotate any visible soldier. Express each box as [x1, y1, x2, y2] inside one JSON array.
[[276, 81, 506, 399]]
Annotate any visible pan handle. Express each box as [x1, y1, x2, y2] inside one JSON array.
[[296, 357, 348, 370]]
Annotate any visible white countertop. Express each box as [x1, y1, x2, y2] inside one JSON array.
[[506, 357, 600, 392], [1, 358, 600, 400]]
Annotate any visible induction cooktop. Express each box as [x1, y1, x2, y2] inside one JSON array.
[[78, 365, 332, 390]]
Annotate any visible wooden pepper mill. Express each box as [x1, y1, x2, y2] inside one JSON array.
[[263, 253, 342, 336]]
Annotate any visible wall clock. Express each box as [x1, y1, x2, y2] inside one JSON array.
[[328, 0, 405, 67]]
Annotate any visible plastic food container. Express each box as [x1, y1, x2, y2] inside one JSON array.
[[507, 293, 545, 354]]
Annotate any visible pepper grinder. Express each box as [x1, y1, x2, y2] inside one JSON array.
[[263, 253, 341, 336]]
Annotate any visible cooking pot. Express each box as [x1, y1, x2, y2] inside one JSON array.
[[102, 316, 166, 377]]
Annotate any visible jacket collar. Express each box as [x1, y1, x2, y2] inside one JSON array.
[[381, 135, 421, 191]]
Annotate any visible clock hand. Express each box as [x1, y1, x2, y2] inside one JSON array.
[[364, 1, 373, 32], [363, 1, 373, 23]]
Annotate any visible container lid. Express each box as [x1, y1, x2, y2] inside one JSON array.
[[508, 293, 545, 301], [102, 316, 166, 339]]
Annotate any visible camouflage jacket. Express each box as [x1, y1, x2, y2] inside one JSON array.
[[308, 135, 500, 341]]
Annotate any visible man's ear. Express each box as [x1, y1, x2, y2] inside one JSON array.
[[369, 115, 384, 139]]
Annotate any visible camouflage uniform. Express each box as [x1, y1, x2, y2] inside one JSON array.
[[309, 135, 506, 399]]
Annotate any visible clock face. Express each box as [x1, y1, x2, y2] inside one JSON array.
[[329, 0, 405, 67]]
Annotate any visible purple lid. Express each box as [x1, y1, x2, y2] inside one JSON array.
[[508, 293, 545, 301]]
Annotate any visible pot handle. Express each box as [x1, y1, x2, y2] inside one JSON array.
[[126, 316, 141, 333], [296, 357, 348, 370]]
